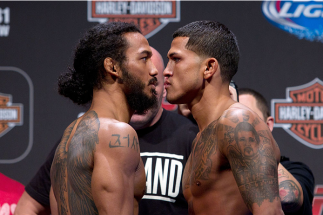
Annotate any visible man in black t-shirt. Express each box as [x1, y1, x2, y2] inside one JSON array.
[[239, 88, 314, 215], [14, 47, 198, 215]]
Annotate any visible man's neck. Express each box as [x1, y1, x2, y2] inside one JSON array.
[[190, 91, 235, 132], [90, 87, 132, 123]]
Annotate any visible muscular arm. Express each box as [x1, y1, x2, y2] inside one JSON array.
[[49, 186, 58, 215], [15, 139, 61, 215], [280, 160, 315, 215], [219, 108, 283, 215], [14, 191, 51, 215], [278, 163, 303, 213], [92, 122, 142, 215]]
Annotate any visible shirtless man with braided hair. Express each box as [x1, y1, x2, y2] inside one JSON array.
[[50, 22, 158, 215]]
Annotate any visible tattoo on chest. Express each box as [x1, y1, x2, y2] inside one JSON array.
[[190, 120, 218, 183]]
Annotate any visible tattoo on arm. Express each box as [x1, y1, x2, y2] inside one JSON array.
[[51, 120, 77, 215], [242, 113, 250, 121], [278, 169, 289, 179], [67, 111, 100, 215], [131, 136, 139, 152], [225, 121, 279, 210], [252, 118, 260, 127], [224, 111, 239, 123], [279, 180, 301, 212], [109, 134, 123, 148], [108, 133, 139, 152]]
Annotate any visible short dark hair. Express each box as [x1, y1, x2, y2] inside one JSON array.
[[58, 22, 141, 105], [173, 20, 240, 82], [239, 88, 270, 120]]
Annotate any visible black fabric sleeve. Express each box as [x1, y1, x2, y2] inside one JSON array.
[[281, 160, 315, 215], [25, 139, 60, 206]]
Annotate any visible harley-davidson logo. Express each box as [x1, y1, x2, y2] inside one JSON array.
[[271, 78, 323, 149], [87, 0, 180, 38], [0, 93, 23, 138]]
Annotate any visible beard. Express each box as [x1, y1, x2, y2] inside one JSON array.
[[119, 65, 158, 115]]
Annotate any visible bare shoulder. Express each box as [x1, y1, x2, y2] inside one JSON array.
[[217, 103, 282, 212], [219, 103, 263, 127], [217, 103, 280, 161], [98, 118, 140, 152]]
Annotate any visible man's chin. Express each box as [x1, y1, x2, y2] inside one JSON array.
[[166, 96, 181, 105], [134, 110, 148, 115]]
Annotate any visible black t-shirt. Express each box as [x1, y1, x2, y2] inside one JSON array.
[[137, 110, 198, 215], [25, 110, 199, 215], [25, 138, 60, 206], [280, 156, 315, 215]]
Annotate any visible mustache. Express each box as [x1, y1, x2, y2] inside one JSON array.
[[148, 77, 158, 86]]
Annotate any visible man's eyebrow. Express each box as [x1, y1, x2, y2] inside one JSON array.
[[168, 52, 177, 58], [140, 50, 152, 57]]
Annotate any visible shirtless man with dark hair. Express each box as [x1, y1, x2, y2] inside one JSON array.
[[50, 22, 158, 215], [164, 20, 284, 214]]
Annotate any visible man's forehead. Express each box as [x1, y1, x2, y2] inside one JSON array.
[[168, 37, 190, 55], [124, 32, 151, 54]]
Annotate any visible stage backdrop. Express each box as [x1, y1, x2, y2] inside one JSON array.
[[0, 1, 322, 214]]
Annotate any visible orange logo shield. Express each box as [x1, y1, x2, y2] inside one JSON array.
[[87, 0, 180, 38], [272, 78, 323, 149], [0, 93, 23, 138]]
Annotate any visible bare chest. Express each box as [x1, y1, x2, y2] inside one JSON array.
[[183, 121, 225, 196]]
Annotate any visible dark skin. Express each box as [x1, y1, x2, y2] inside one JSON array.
[[182, 104, 282, 214], [50, 111, 145, 215], [50, 32, 157, 215]]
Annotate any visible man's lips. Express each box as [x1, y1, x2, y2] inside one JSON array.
[[164, 80, 171, 88], [148, 77, 158, 95], [148, 77, 158, 86]]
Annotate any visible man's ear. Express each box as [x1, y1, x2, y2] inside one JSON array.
[[266, 116, 274, 132], [104, 58, 120, 78], [203, 58, 218, 79]]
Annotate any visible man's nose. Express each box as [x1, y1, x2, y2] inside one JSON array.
[[150, 63, 158, 77], [163, 63, 173, 77]]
